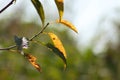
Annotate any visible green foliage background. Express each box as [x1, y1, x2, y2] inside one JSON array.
[[0, 16, 120, 80], [0, 0, 120, 79]]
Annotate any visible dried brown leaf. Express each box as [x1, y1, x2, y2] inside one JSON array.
[[25, 54, 42, 72]]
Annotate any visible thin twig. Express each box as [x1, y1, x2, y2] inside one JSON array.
[[0, 0, 15, 13], [0, 23, 49, 51], [0, 45, 16, 50], [29, 23, 49, 41]]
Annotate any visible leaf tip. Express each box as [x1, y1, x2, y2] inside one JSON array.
[[56, 19, 78, 33], [64, 63, 67, 70]]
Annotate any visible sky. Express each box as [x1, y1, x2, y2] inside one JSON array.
[[73, 0, 120, 51], [0, 0, 120, 53]]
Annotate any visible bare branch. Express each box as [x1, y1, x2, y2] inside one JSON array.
[[29, 23, 49, 41], [0, 23, 49, 51], [0, 0, 15, 13], [0, 45, 16, 50]]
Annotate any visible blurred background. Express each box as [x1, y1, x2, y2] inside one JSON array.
[[0, 0, 120, 80]]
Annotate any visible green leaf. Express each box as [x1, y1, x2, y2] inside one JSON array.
[[31, 0, 45, 26], [46, 43, 67, 69], [54, 0, 64, 21]]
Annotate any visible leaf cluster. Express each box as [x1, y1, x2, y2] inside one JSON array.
[[0, 0, 78, 72]]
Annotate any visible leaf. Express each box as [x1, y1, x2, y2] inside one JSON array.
[[54, 0, 64, 21], [47, 32, 67, 69], [24, 54, 42, 72], [48, 32, 67, 58], [57, 19, 78, 33], [46, 43, 67, 69], [31, 0, 45, 26]]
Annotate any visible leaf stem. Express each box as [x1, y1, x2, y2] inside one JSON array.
[[0, 0, 15, 13]]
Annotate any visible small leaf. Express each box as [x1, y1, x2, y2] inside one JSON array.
[[54, 0, 64, 21], [31, 0, 45, 26], [47, 32, 67, 69], [25, 54, 42, 72], [57, 19, 78, 33]]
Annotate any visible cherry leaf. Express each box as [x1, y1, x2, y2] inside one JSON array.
[[31, 0, 45, 26], [47, 32, 67, 69], [24, 54, 42, 72], [46, 43, 67, 69], [54, 0, 64, 21], [57, 19, 78, 33]]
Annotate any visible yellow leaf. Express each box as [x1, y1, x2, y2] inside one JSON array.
[[54, 0, 64, 21], [57, 19, 78, 33], [46, 43, 67, 69], [25, 54, 42, 72], [48, 32, 67, 58], [31, 0, 45, 26], [48, 32, 67, 69]]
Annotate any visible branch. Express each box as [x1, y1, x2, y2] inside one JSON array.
[[0, 0, 15, 13], [0, 45, 16, 50], [29, 23, 49, 41], [0, 23, 49, 51]]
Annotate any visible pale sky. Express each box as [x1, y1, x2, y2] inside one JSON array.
[[0, 0, 120, 53], [73, 0, 120, 49]]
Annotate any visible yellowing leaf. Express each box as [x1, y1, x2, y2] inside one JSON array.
[[25, 54, 42, 72], [54, 0, 64, 21], [48, 32, 67, 69], [46, 43, 67, 69], [31, 0, 45, 26], [57, 19, 78, 33], [48, 32, 67, 58]]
